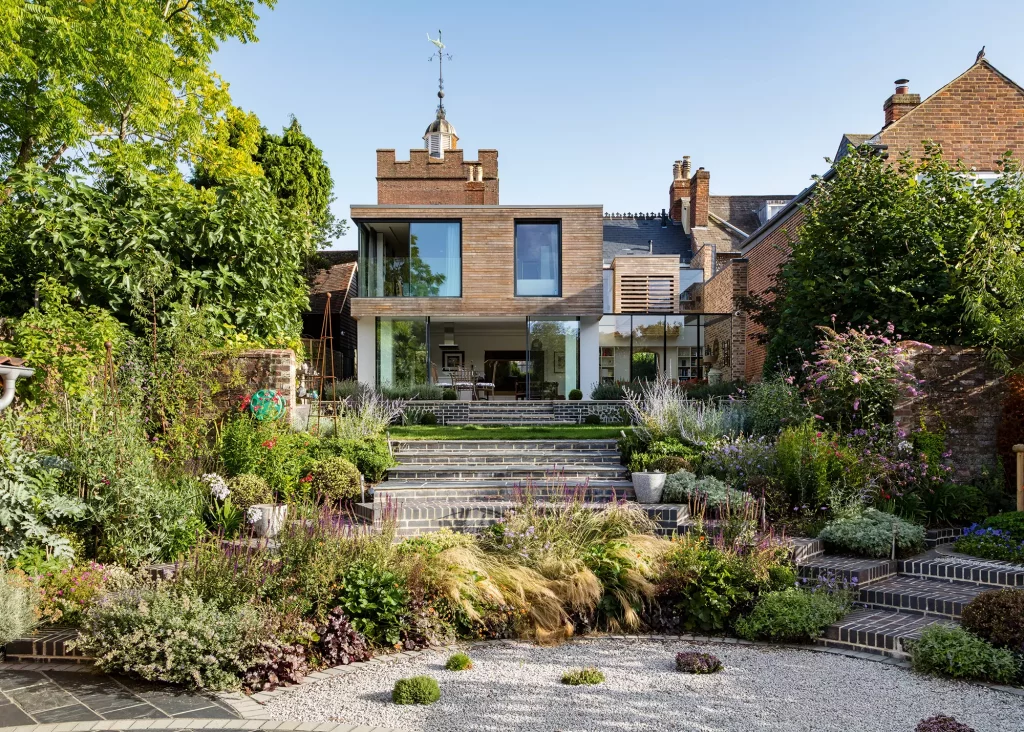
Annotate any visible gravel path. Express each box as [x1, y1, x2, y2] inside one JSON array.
[[261, 639, 1024, 732]]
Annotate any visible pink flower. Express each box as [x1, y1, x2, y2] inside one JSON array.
[[853, 399, 860, 411]]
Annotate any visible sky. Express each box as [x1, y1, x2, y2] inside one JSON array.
[[210, 0, 1024, 250]]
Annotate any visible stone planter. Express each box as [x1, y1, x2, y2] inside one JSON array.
[[456, 386, 474, 401], [250, 503, 288, 538], [631, 472, 666, 504]]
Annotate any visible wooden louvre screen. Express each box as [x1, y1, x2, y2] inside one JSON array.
[[618, 274, 678, 313]]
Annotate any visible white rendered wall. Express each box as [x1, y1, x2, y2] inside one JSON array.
[[356, 317, 375, 388], [580, 317, 600, 399]]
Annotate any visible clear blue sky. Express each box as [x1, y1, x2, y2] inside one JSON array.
[[211, 0, 1024, 249]]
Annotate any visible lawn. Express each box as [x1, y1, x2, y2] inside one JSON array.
[[387, 424, 630, 440]]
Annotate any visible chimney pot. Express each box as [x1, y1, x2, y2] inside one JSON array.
[[673, 161, 682, 181], [894, 78, 910, 94], [681, 156, 691, 178], [884, 79, 921, 127]]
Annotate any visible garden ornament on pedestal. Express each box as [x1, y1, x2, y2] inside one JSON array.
[[248, 503, 289, 538], [0, 357, 34, 413]]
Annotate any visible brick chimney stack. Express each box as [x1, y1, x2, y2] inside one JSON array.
[[668, 157, 691, 223], [883, 78, 921, 127], [690, 167, 710, 228]]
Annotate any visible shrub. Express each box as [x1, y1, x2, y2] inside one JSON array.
[[381, 383, 444, 401], [910, 625, 1018, 684], [445, 652, 473, 671], [568, 389, 583, 401], [774, 422, 869, 509], [961, 589, 1024, 652], [76, 585, 265, 690], [228, 474, 272, 509], [442, 388, 457, 400], [701, 436, 778, 492], [675, 651, 722, 674], [735, 587, 851, 642], [818, 508, 925, 558], [748, 373, 808, 436], [584, 413, 602, 425], [982, 511, 1024, 538], [307, 457, 362, 504], [561, 667, 604, 685], [243, 641, 308, 691], [649, 456, 691, 474], [663, 471, 752, 509], [36, 562, 133, 627], [316, 607, 372, 665], [336, 561, 409, 646], [0, 571, 37, 645], [953, 524, 1024, 563], [916, 716, 976, 732], [591, 382, 625, 400], [420, 411, 438, 425], [317, 436, 395, 483], [392, 675, 441, 705]]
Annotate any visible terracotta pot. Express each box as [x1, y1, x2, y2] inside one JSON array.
[[631, 472, 666, 504]]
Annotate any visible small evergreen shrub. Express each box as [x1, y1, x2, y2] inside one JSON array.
[[735, 587, 850, 642], [307, 457, 362, 503], [591, 382, 625, 400], [392, 675, 441, 705], [916, 716, 976, 732], [675, 651, 722, 674], [961, 589, 1024, 652], [818, 508, 925, 558], [445, 652, 473, 671], [561, 667, 605, 685], [442, 388, 457, 401], [910, 625, 1018, 684], [228, 474, 272, 509], [663, 470, 752, 508], [983, 511, 1024, 538], [420, 411, 438, 425], [0, 572, 37, 645], [316, 607, 372, 666], [583, 413, 602, 425], [649, 456, 691, 474], [568, 389, 583, 400]]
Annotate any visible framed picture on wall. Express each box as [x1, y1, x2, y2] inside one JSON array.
[[443, 351, 465, 371], [554, 351, 566, 374]]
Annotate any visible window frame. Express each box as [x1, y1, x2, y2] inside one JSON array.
[[356, 218, 463, 298], [513, 219, 562, 298]]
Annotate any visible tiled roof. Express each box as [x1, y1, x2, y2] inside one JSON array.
[[691, 219, 744, 253], [835, 133, 875, 161], [309, 261, 356, 313], [708, 195, 794, 237], [602, 216, 692, 263], [318, 249, 358, 266], [0, 355, 27, 367]]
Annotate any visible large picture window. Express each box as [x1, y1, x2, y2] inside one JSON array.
[[515, 221, 561, 296], [359, 221, 461, 297]]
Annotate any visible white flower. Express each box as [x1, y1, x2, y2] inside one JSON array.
[[246, 506, 263, 524], [897, 440, 913, 454], [203, 473, 230, 501]]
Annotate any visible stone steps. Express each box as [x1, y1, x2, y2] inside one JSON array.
[[898, 554, 1024, 588], [395, 450, 623, 465], [390, 439, 619, 452], [375, 478, 635, 502], [447, 419, 575, 426], [4, 627, 91, 664], [386, 464, 628, 481], [798, 555, 897, 587], [819, 607, 954, 658], [856, 576, 988, 619]]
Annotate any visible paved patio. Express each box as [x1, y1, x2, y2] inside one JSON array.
[[0, 668, 238, 726]]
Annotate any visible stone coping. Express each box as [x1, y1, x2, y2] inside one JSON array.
[[0, 722, 403, 732]]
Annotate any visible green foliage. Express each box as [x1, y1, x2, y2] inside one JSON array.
[[227, 475, 272, 510], [335, 561, 409, 647], [583, 413, 603, 425], [774, 422, 867, 509], [818, 508, 926, 558], [392, 675, 440, 705], [649, 456, 691, 474], [757, 146, 1024, 371], [0, 571, 37, 645], [735, 587, 851, 642], [910, 625, 1019, 684], [442, 388, 457, 400], [663, 471, 751, 509], [674, 651, 722, 674], [568, 389, 583, 401], [0, 426, 86, 559], [982, 511, 1024, 538], [219, 417, 319, 499], [308, 457, 361, 504], [381, 383, 444, 400], [961, 589, 1024, 652], [561, 667, 604, 686], [315, 436, 394, 483], [444, 652, 473, 671], [591, 382, 627, 400], [77, 584, 266, 691], [747, 374, 808, 435]]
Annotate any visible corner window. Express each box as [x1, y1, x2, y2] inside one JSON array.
[[515, 221, 561, 296], [359, 221, 461, 297]]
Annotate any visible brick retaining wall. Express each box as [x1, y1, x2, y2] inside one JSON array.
[[404, 400, 626, 425]]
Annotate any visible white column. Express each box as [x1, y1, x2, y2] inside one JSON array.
[[356, 317, 376, 388], [579, 317, 600, 400]]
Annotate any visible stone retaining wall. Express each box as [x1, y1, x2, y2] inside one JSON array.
[[894, 345, 1003, 479], [402, 400, 626, 425]]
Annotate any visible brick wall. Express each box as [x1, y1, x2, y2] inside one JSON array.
[[894, 345, 1003, 479], [218, 349, 297, 420], [403, 400, 624, 425], [701, 259, 747, 381], [689, 169, 710, 228], [743, 208, 804, 380], [377, 148, 499, 205]]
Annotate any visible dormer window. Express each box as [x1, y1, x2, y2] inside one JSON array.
[[757, 200, 790, 225]]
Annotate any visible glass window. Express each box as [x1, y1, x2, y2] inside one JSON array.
[[527, 318, 579, 399], [377, 317, 428, 386], [515, 222, 560, 296], [631, 316, 666, 381], [359, 221, 461, 297]]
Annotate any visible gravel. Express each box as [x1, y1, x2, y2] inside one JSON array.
[[260, 639, 1024, 732]]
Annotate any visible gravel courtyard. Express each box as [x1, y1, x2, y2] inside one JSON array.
[[260, 639, 1024, 732]]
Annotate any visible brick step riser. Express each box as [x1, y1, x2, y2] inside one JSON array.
[[376, 488, 635, 501], [446, 421, 575, 427], [395, 454, 623, 465], [814, 637, 912, 659], [386, 468, 628, 480], [390, 441, 619, 452], [393, 517, 682, 538], [898, 559, 1024, 589], [798, 562, 896, 587]]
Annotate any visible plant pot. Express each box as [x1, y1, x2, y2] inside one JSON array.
[[250, 503, 288, 538], [631, 472, 666, 504], [457, 388, 474, 401]]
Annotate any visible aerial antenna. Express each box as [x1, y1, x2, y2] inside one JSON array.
[[427, 30, 453, 116]]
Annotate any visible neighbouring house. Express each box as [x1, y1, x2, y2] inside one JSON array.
[[304, 250, 358, 380], [351, 79, 793, 396], [736, 55, 1024, 381]]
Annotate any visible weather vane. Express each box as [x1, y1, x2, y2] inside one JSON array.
[[427, 30, 453, 115]]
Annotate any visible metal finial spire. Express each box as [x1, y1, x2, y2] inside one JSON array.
[[427, 30, 453, 118]]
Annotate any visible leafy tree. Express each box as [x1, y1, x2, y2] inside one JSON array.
[[755, 145, 1024, 372]]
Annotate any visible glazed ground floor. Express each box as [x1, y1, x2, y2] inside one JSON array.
[[355, 314, 734, 398]]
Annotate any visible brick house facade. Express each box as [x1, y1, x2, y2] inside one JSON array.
[[737, 57, 1024, 380]]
